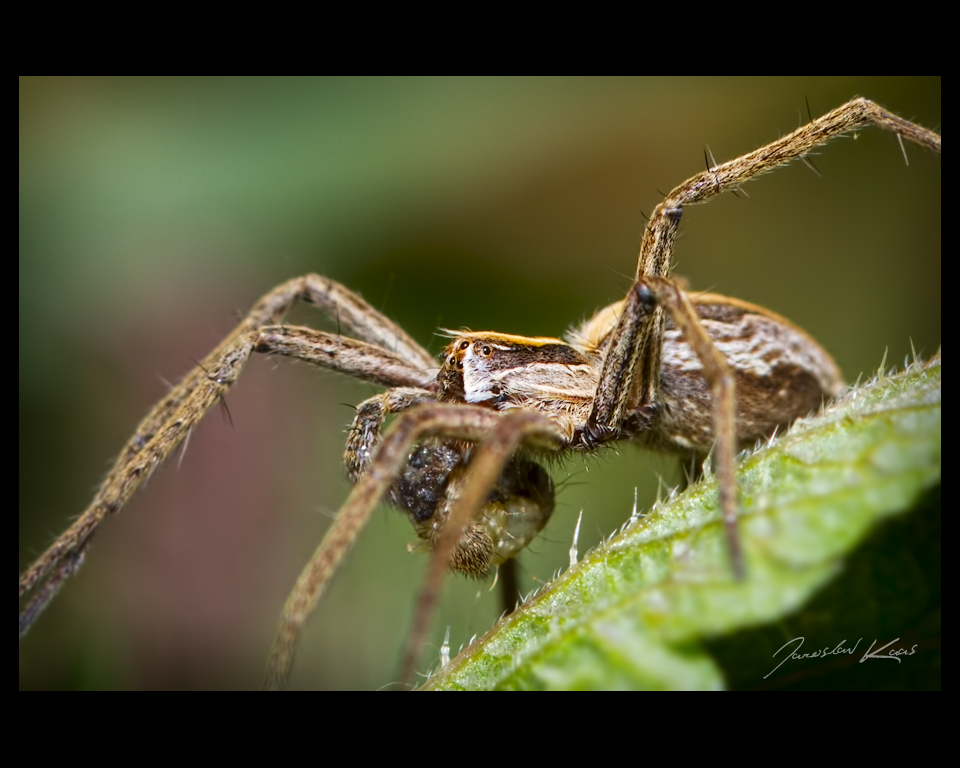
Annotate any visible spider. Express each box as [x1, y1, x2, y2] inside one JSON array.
[[19, 98, 941, 689]]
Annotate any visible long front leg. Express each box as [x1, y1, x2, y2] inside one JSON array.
[[264, 403, 566, 689], [19, 275, 436, 637], [256, 325, 434, 390], [263, 403, 512, 689]]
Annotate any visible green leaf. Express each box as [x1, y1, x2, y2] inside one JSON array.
[[424, 358, 941, 690]]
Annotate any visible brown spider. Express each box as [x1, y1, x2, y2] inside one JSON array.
[[19, 97, 940, 689]]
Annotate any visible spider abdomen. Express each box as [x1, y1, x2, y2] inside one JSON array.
[[653, 293, 845, 453]]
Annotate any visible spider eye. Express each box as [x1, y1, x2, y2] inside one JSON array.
[[481, 345, 492, 356], [448, 356, 456, 366], [459, 341, 469, 351]]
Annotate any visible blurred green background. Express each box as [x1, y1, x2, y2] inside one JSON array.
[[19, 77, 940, 689]]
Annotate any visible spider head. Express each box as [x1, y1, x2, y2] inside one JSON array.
[[438, 332, 597, 414]]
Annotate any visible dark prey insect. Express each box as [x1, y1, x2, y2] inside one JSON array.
[[18, 98, 941, 689]]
